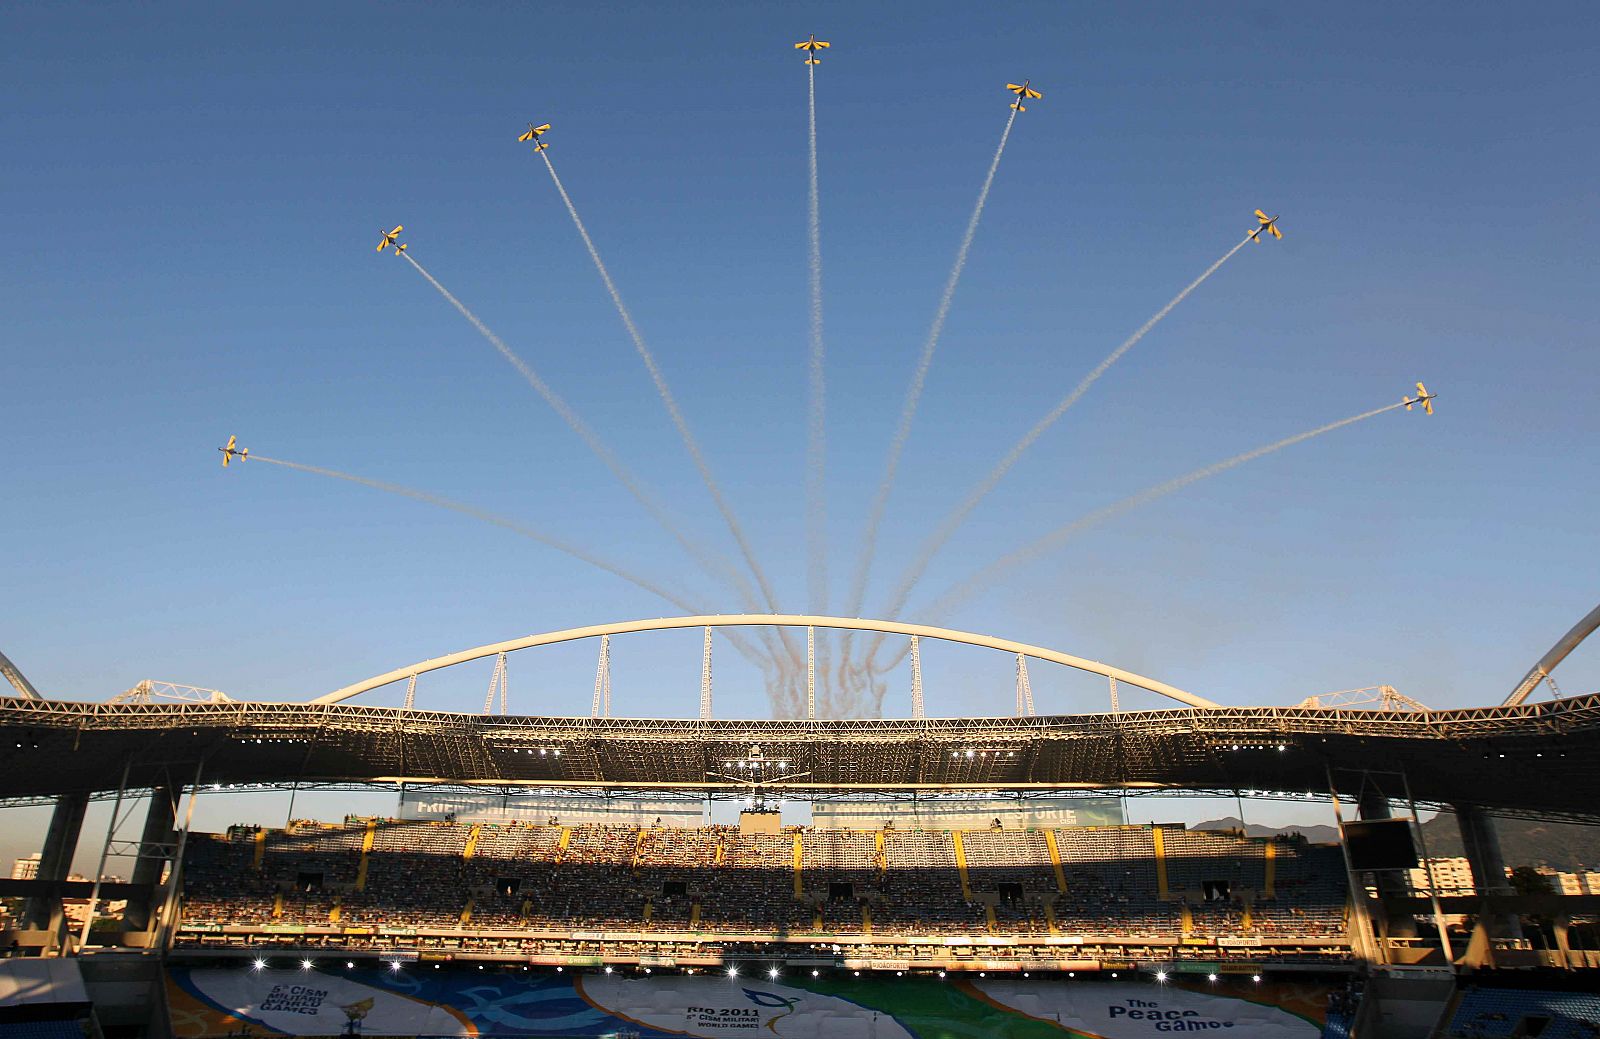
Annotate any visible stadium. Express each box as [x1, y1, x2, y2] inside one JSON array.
[[7, 6, 1600, 1039], [3, 611, 1599, 1038]]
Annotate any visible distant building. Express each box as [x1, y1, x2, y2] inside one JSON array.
[[1408, 856, 1478, 894], [1556, 870, 1600, 895], [10, 853, 41, 880]]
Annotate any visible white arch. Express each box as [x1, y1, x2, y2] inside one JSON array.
[[1505, 600, 1600, 706], [0, 649, 42, 701], [311, 614, 1218, 710]]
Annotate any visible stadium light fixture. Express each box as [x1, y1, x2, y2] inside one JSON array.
[[768, 967, 780, 979], [345, 961, 354, 969], [300, 959, 314, 971], [389, 962, 402, 972], [604, 966, 613, 974], [853, 971, 860, 977], [727, 967, 739, 978], [252, 958, 267, 971], [1111, 972, 1119, 978], [937, 971, 946, 978], [811, 970, 819, 978], [1155, 971, 1169, 983], [1252, 975, 1262, 983], [1207, 974, 1218, 982], [556, 966, 563, 972]]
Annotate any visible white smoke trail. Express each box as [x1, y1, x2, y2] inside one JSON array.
[[863, 400, 1411, 677], [246, 454, 770, 667], [398, 251, 789, 672], [837, 105, 1020, 673], [400, 252, 759, 606], [871, 233, 1257, 626], [804, 59, 829, 621], [535, 150, 807, 675]]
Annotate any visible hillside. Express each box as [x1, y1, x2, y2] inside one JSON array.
[[1193, 817, 1341, 844], [1418, 814, 1600, 872], [1196, 814, 1600, 870]]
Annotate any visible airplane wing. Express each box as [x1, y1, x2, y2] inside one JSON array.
[[795, 41, 809, 49], [390, 225, 403, 236], [1026, 87, 1043, 99], [518, 130, 533, 141], [1255, 209, 1270, 221], [1270, 224, 1283, 239], [1006, 83, 1025, 93], [815, 41, 829, 49]]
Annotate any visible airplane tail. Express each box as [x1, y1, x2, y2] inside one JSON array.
[[1010, 102, 1026, 111]]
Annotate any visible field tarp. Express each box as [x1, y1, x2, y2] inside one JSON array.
[[167, 966, 1330, 1038]]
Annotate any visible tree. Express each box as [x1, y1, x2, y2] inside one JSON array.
[[1508, 865, 1554, 896]]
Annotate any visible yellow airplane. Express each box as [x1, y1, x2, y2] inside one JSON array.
[[795, 34, 830, 64], [1006, 80, 1043, 111], [1403, 382, 1437, 415], [518, 122, 552, 151], [1249, 209, 1283, 242], [219, 435, 248, 467], [376, 225, 405, 253]]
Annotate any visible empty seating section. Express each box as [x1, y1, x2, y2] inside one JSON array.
[[180, 820, 1347, 947], [960, 830, 1055, 933], [1445, 986, 1600, 1039], [877, 832, 981, 934], [1260, 840, 1347, 937], [1054, 826, 1175, 937], [802, 829, 882, 933]]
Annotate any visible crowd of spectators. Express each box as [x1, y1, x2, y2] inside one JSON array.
[[179, 818, 1348, 950]]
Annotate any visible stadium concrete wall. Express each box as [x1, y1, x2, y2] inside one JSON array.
[[166, 966, 1331, 1038]]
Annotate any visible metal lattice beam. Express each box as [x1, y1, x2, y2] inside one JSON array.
[[2, 693, 1598, 817]]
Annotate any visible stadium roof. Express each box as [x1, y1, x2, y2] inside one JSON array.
[[2, 693, 1597, 819]]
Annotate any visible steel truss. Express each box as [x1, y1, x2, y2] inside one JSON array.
[[2, 692, 1598, 818]]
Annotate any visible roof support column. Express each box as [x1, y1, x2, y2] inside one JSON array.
[[1455, 803, 1518, 944], [910, 636, 924, 719], [123, 784, 179, 932], [22, 791, 88, 936], [591, 635, 612, 719], [1327, 769, 1383, 966], [700, 626, 713, 720], [1358, 791, 1419, 940], [806, 626, 816, 721], [1015, 654, 1034, 717]]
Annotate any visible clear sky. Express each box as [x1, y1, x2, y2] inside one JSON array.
[[3, 2, 1598, 867]]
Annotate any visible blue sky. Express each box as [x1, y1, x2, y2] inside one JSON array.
[[3, 2, 1598, 861]]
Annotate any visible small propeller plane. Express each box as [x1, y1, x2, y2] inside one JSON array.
[[518, 122, 552, 151], [1403, 382, 1437, 415], [1249, 209, 1283, 242], [795, 34, 829, 63], [1006, 80, 1043, 111], [219, 435, 248, 467], [376, 225, 405, 253]]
